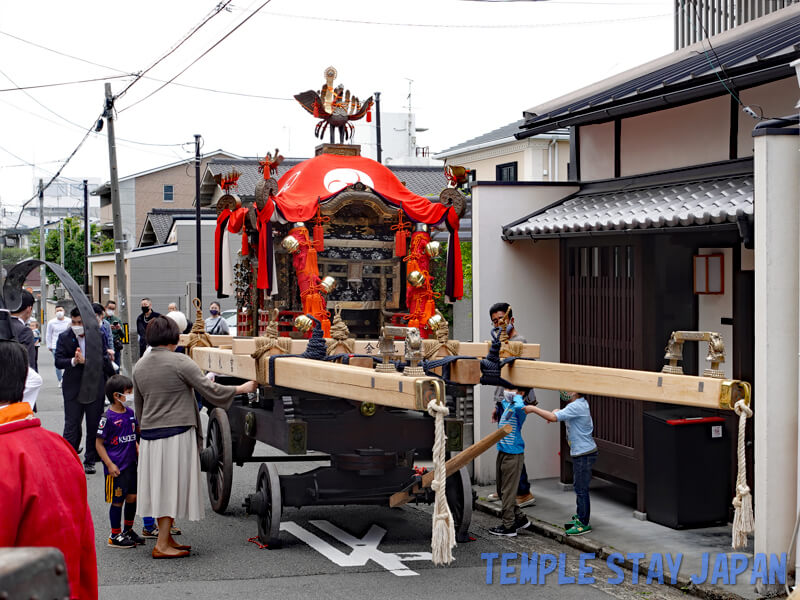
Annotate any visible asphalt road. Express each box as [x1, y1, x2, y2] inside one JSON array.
[[32, 350, 690, 600]]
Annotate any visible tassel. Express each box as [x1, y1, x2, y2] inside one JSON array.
[[395, 229, 407, 257], [313, 223, 324, 252], [313, 100, 319, 118], [366, 108, 372, 123]]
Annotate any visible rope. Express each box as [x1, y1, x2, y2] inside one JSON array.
[[427, 396, 455, 565], [421, 355, 473, 384], [326, 304, 355, 355], [731, 398, 754, 550], [247, 536, 269, 549], [185, 298, 212, 358], [422, 324, 460, 359]]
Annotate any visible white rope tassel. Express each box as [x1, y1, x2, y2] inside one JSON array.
[[427, 398, 456, 566], [732, 398, 754, 549]]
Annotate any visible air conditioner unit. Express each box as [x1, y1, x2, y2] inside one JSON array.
[[103, 287, 110, 295]]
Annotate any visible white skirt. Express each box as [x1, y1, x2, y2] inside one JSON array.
[[137, 428, 204, 521]]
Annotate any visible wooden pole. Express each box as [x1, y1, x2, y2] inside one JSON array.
[[389, 425, 512, 507]]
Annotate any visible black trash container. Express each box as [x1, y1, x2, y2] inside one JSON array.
[[643, 408, 730, 529]]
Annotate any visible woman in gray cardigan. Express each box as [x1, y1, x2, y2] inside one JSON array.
[[133, 316, 256, 559]]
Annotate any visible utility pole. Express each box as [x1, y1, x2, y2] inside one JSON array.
[[59, 219, 65, 266], [104, 83, 131, 374], [83, 179, 89, 293], [38, 179, 46, 325], [194, 134, 202, 305], [375, 92, 382, 164]]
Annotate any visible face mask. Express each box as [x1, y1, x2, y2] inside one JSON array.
[[210, 309, 219, 316], [123, 393, 134, 407], [71, 325, 84, 336], [55, 311, 65, 319], [559, 391, 571, 403], [106, 309, 115, 317], [141, 306, 150, 314]]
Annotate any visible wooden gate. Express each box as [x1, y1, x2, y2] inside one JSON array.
[[560, 239, 645, 510]]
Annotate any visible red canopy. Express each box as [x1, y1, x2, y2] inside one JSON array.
[[273, 154, 463, 300]]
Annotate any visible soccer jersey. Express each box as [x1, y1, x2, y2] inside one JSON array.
[[96, 407, 138, 474], [496, 393, 527, 455]]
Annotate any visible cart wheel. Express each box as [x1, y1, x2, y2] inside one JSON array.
[[254, 463, 282, 548], [445, 466, 474, 543], [233, 435, 256, 464], [206, 408, 233, 514]]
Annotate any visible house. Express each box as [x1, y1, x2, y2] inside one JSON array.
[[92, 150, 240, 253], [434, 122, 569, 183], [466, 4, 799, 585]]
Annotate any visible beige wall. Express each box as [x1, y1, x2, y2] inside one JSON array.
[[471, 183, 578, 484], [620, 96, 729, 176], [579, 122, 615, 181], [88, 255, 130, 307], [100, 200, 112, 224], [462, 150, 527, 182], [440, 138, 570, 183], [737, 78, 798, 158]]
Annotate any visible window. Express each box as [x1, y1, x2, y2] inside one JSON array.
[[163, 185, 174, 202], [496, 162, 518, 182]]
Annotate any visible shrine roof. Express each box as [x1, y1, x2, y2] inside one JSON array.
[[503, 159, 753, 239]]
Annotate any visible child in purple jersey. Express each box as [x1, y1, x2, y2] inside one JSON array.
[[96, 375, 145, 549]]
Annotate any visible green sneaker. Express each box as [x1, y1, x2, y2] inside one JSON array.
[[563, 515, 580, 529], [565, 521, 592, 536]]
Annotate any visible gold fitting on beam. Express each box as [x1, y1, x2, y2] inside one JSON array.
[[719, 380, 752, 411], [360, 402, 377, 417], [414, 378, 445, 411]]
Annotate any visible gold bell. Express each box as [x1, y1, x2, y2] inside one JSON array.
[[427, 313, 445, 331], [424, 241, 441, 258], [281, 235, 300, 253], [294, 314, 313, 333], [407, 270, 425, 287], [320, 276, 337, 294]]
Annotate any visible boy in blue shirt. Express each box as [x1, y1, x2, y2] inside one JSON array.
[[489, 389, 532, 536], [528, 391, 598, 535]]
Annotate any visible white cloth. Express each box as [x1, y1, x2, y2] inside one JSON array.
[[220, 224, 234, 297], [23, 368, 42, 409], [45, 317, 71, 350], [136, 428, 204, 521]]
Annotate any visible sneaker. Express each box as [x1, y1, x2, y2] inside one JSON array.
[[514, 517, 531, 532], [564, 514, 581, 529], [83, 463, 96, 475], [516, 493, 536, 508], [124, 529, 146, 545], [141, 527, 159, 538], [488, 524, 517, 537], [170, 525, 182, 535], [487, 493, 500, 501], [108, 532, 135, 549], [565, 521, 592, 536]]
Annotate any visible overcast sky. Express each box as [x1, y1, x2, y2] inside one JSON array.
[[0, 0, 673, 209]]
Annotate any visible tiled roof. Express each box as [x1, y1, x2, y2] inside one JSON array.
[[521, 7, 800, 135], [436, 120, 567, 157], [504, 174, 752, 238], [204, 159, 447, 198], [140, 208, 216, 246]]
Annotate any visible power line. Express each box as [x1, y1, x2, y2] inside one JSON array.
[[114, 0, 234, 101], [0, 73, 134, 93], [119, 0, 275, 113]]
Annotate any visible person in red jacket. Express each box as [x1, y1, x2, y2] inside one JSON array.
[[0, 336, 98, 600]]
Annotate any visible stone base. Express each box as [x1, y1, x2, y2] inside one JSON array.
[[315, 143, 361, 157], [633, 510, 647, 521], [557, 482, 574, 492]]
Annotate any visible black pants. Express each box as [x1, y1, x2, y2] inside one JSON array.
[[63, 397, 104, 465]]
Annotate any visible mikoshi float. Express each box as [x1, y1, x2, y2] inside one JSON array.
[[185, 67, 754, 565]]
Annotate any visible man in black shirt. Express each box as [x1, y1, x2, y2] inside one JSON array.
[[135, 298, 160, 358]]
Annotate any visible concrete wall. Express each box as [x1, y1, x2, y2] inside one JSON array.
[[471, 183, 578, 484], [620, 96, 729, 176], [579, 122, 615, 181], [696, 247, 733, 379], [737, 77, 798, 158]]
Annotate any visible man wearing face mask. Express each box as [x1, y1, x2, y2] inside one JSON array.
[[55, 307, 115, 474], [93, 303, 116, 364], [136, 298, 160, 358], [47, 304, 72, 385], [10, 289, 37, 371], [105, 300, 124, 366]]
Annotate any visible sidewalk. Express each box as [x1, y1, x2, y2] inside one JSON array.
[[473, 478, 761, 600]]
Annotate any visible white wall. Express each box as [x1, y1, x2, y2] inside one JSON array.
[[696, 247, 733, 379], [471, 183, 578, 484], [579, 122, 615, 181]]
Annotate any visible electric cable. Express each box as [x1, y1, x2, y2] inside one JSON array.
[[118, 0, 274, 113], [0, 74, 135, 93]]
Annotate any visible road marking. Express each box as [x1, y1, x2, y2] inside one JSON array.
[[280, 520, 431, 576]]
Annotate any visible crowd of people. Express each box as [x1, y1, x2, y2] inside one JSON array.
[[3, 295, 599, 598], [2, 296, 256, 598]]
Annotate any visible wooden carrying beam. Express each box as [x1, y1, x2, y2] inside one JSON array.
[[191, 347, 444, 411], [389, 425, 512, 508], [501, 360, 750, 411]]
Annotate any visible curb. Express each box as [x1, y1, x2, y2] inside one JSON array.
[[473, 498, 751, 600]]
